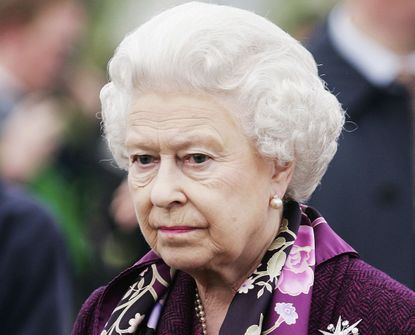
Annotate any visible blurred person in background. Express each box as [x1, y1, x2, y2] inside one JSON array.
[[307, 0, 415, 289], [0, 178, 73, 334], [0, 0, 84, 120], [0, 0, 85, 333], [0, 0, 84, 180]]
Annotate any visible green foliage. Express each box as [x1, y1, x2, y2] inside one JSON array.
[[29, 166, 92, 273]]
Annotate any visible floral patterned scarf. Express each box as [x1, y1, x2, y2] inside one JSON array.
[[101, 201, 356, 335]]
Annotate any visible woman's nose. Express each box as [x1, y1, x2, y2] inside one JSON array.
[[150, 159, 187, 208]]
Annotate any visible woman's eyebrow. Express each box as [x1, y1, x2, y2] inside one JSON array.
[[125, 131, 225, 152], [169, 133, 224, 151]]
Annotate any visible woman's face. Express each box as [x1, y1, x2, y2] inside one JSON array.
[[350, 0, 415, 53], [126, 92, 292, 274]]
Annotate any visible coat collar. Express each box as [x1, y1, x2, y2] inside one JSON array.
[[305, 21, 382, 121]]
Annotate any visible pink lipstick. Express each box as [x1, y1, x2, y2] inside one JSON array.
[[159, 226, 196, 234]]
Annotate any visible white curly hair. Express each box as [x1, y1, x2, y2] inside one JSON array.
[[100, 1, 344, 202]]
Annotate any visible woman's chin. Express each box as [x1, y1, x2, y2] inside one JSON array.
[[158, 246, 210, 272]]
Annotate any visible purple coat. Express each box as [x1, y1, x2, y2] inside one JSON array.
[[72, 252, 415, 334]]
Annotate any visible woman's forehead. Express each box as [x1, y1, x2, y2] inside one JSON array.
[[128, 92, 242, 129], [125, 92, 248, 151]]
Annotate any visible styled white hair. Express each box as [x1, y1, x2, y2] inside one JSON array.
[[101, 1, 344, 202]]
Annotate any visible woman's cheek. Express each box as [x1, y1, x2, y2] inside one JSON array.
[[138, 220, 157, 249], [128, 169, 155, 188]]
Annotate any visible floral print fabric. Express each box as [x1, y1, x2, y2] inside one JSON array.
[[101, 201, 356, 335]]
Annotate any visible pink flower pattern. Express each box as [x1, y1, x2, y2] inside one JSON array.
[[277, 225, 315, 296]]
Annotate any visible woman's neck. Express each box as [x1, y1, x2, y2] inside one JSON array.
[[194, 282, 234, 335], [189, 245, 270, 334]]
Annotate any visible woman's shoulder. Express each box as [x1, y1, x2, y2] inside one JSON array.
[[71, 251, 162, 335], [310, 254, 415, 334], [72, 286, 106, 335]]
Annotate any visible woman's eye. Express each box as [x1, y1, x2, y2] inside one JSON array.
[[185, 153, 210, 165], [132, 155, 156, 165]]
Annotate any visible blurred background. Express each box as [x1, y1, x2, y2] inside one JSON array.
[[1, 0, 414, 333]]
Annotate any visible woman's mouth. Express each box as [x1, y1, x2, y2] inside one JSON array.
[[159, 226, 198, 234]]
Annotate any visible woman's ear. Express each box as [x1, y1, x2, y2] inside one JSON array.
[[270, 160, 295, 196]]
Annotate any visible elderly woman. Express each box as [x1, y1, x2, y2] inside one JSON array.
[[73, 2, 415, 335]]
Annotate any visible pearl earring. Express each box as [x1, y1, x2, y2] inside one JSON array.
[[270, 195, 283, 209]]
